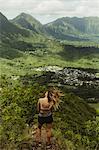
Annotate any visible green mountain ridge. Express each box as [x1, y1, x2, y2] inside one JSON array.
[[0, 12, 99, 71], [0, 12, 30, 37], [8, 13, 99, 41], [0, 12, 48, 59], [11, 13, 45, 34], [44, 16, 99, 41], [46, 17, 99, 34], [1, 12, 99, 42]]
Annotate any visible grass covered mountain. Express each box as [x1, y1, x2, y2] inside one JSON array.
[[44, 17, 99, 41], [0, 12, 32, 59], [1, 12, 99, 41], [0, 12, 47, 59], [0, 12, 30, 37], [11, 13, 45, 34], [9, 13, 99, 41]]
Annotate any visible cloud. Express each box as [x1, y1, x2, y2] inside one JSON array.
[[0, 0, 99, 24], [33, 0, 64, 14]]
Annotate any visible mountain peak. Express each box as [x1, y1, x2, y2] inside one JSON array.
[[13, 12, 42, 25], [11, 13, 44, 33], [18, 12, 35, 20], [20, 12, 28, 16], [0, 12, 30, 37]]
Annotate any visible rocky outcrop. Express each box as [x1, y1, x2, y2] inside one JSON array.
[[21, 66, 99, 101], [34, 66, 99, 88], [55, 68, 99, 88], [34, 66, 62, 72]]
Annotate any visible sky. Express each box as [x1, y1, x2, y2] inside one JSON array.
[[0, 0, 99, 24]]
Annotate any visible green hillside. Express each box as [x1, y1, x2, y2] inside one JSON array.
[[0, 12, 30, 37], [0, 13, 99, 78], [11, 13, 45, 34], [0, 12, 47, 59], [0, 74, 98, 150], [44, 17, 99, 41]]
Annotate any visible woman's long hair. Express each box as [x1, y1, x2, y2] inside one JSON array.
[[47, 87, 64, 110]]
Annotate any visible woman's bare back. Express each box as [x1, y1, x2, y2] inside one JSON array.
[[39, 98, 50, 109], [39, 98, 53, 114]]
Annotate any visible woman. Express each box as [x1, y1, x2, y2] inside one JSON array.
[[36, 87, 62, 148]]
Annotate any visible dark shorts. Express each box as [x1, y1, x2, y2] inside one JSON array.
[[38, 114, 53, 125]]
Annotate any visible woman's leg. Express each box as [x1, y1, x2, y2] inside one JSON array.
[[46, 123, 52, 145], [36, 123, 42, 143]]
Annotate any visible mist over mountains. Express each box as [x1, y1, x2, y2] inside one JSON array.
[[0, 12, 99, 42]]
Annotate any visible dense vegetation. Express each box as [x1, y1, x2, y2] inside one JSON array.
[[0, 75, 99, 150]]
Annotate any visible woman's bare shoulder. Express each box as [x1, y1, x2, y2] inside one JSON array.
[[39, 97, 46, 102]]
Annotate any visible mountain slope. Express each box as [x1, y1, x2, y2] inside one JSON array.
[[0, 13, 99, 70], [11, 13, 45, 34], [1, 12, 99, 41], [0, 12, 48, 59], [9, 13, 99, 41], [0, 12, 30, 37], [44, 17, 99, 41]]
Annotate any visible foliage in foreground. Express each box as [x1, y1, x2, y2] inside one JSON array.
[[0, 76, 98, 150]]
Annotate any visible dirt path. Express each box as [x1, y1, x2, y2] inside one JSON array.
[[32, 125, 60, 150], [18, 124, 66, 150]]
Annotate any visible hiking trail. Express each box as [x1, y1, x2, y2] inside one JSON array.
[[32, 125, 59, 150], [18, 124, 66, 150]]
